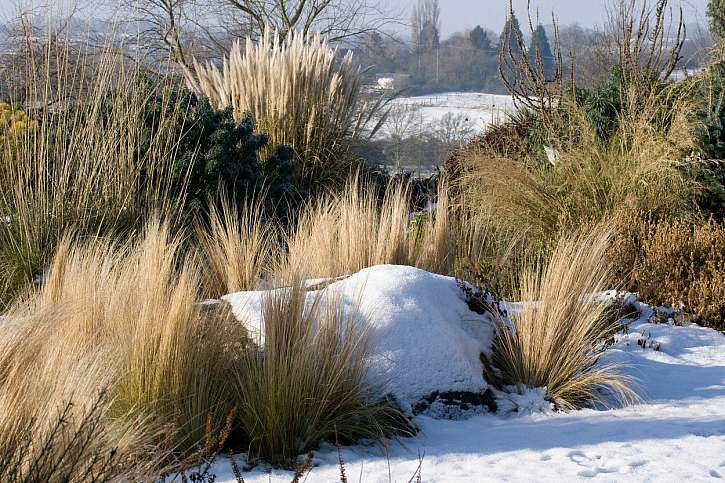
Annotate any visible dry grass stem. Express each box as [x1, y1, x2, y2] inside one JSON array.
[[492, 226, 639, 410]]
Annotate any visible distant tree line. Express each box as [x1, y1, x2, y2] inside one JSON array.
[[355, 0, 558, 94], [0, 0, 717, 99], [357, 0, 715, 95]]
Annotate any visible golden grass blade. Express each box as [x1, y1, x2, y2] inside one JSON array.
[[492, 225, 639, 410], [196, 193, 280, 296]]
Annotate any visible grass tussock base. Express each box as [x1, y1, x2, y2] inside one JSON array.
[[488, 227, 639, 410]]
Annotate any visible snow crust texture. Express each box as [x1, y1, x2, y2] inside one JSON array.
[[223, 265, 495, 412]]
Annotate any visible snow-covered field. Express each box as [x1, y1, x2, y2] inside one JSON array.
[[212, 266, 725, 482], [377, 92, 516, 138]]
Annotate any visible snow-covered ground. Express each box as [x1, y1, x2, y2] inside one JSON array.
[[213, 267, 725, 482], [377, 92, 516, 138]]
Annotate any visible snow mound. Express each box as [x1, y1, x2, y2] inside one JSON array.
[[223, 265, 494, 412], [213, 294, 725, 482]]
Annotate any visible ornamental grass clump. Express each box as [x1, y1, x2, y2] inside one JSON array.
[[2, 219, 247, 459], [459, 93, 693, 250], [183, 30, 383, 192], [0, 44, 188, 308], [283, 175, 454, 280], [233, 281, 401, 467], [491, 227, 639, 410], [0, 390, 167, 483], [0, 268, 169, 480], [196, 194, 280, 297]]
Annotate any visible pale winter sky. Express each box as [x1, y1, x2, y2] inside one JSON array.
[[403, 0, 710, 36], [0, 0, 712, 36]]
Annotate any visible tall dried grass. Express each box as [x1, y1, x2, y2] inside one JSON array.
[[0, 42, 190, 307], [183, 30, 382, 191], [282, 176, 454, 280], [2, 219, 247, 460], [451, 209, 528, 299], [490, 227, 639, 410], [196, 195, 280, 297], [0, 388, 169, 482], [0, 312, 143, 481], [460, 92, 694, 247], [0, 278, 166, 481], [233, 282, 400, 466]]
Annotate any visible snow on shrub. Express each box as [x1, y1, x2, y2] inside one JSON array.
[[224, 265, 496, 412]]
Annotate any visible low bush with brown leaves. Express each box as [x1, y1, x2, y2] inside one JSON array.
[[632, 218, 725, 331]]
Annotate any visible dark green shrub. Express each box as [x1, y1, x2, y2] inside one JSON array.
[[565, 67, 671, 145], [574, 67, 624, 142], [692, 62, 725, 159], [709, 0, 725, 42], [688, 61, 725, 218], [139, 86, 299, 213]]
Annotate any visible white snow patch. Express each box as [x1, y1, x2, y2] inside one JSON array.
[[543, 145, 558, 165], [377, 92, 516, 137], [497, 386, 555, 416], [419, 395, 488, 420], [223, 265, 495, 412], [212, 291, 725, 482]]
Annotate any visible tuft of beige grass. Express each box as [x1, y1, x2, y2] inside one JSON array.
[[491, 226, 639, 410], [183, 30, 383, 191], [282, 175, 454, 281], [411, 177, 455, 275], [0, 260, 168, 480], [2, 219, 247, 460], [196, 194, 280, 297], [233, 281, 402, 466]]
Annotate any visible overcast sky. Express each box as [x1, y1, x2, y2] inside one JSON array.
[[0, 0, 712, 36], [404, 0, 710, 36]]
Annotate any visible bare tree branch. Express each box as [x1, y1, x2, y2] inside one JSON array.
[[111, 0, 399, 70], [498, 0, 567, 127]]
